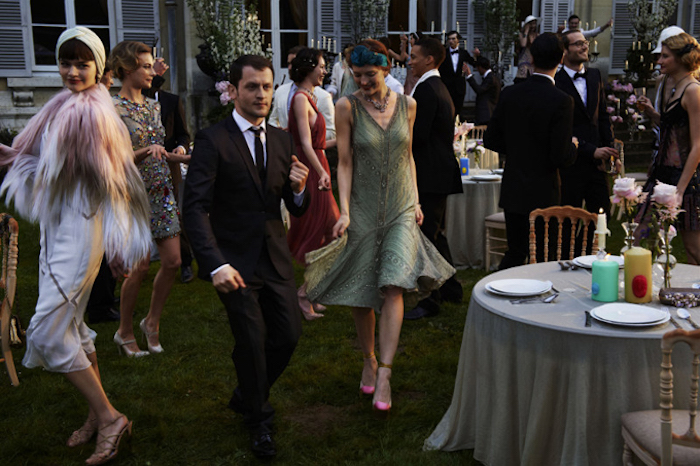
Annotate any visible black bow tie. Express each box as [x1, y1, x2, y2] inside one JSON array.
[[451, 50, 459, 55], [573, 71, 587, 80]]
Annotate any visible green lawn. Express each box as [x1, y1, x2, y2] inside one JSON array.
[[0, 206, 687, 465]]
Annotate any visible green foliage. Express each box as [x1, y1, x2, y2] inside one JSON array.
[[483, 0, 519, 67], [625, 0, 678, 85], [206, 101, 236, 126], [348, 0, 390, 42], [0, 127, 18, 146]]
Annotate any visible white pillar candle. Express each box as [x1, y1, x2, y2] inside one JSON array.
[[594, 40, 598, 53], [431, 21, 435, 34], [585, 22, 589, 30], [597, 208, 608, 250], [593, 21, 597, 29], [311, 38, 314, 48], [456, 22, 460, 33]]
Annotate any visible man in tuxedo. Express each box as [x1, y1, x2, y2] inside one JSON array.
[[269, 46, 335, 141], [183, 55, 310, 458], [438, 31, 476, 118], [555, 30, 617, 244], [466, 56, 501, 126], [404, 37, 463, 320], [484, 33, 578, 269]]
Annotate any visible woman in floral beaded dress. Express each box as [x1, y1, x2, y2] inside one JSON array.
[[108, 41, 187, 356]]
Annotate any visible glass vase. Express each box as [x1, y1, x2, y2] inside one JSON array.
[[653, 232, 677, 289], [620, 221, 638, 255]]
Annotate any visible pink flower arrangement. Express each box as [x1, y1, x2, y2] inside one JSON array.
[[611, 177, 647, 224], [611, 80, 634, 93], [606, 106, 615, 114], [454, 122, 474, 141], [626, 94, 637, 105], [215, 80, 232, 105], [651, 181, 682, 219]]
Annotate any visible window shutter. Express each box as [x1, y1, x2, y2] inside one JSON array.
[[319, 0, 335, 38], [609, 0, 635, 74], [0, 0, 31, 77], [340, 0, 352, 49], [540, 0, 571, 34], [690, 0, 700, 37], [117, 0, 159, 46], [470, 0, 486, 50]]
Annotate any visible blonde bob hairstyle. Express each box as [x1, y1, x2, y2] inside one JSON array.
[[106, 41, 151, 80], [663, 32, 700, 74]]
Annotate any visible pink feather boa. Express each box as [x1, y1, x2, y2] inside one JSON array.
[[0, 84, 151, 269]]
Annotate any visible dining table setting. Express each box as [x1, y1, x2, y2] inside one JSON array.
[[424, 255, 700, 465]]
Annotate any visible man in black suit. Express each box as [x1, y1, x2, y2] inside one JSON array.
[[183, 55, 310, 458], [438, 31, 477, 118], [484, 33, 578, 269], [404, 37, 463, 320], [466, 56, 501, 126], [555, 30, 617, 248]]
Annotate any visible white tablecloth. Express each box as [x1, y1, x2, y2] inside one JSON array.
[[425, 262, 700, 465], [445, 173, 501, 269]]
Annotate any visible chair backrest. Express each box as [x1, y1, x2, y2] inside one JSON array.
[[660, 329, 700, 466], [471, 125, 487, 140], [528, 205, 599, 263], [0, 213, 19, 386]]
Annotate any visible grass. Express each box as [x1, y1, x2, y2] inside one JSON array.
[[0, 205, 687, 465]]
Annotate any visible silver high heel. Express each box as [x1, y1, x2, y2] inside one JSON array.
[[139, 318, 164, 353], [113, 332, 149, 358]]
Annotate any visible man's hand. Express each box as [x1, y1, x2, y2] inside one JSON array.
[[213, 264, 246, 293], [593, 146, 619, 160], [572, 136, 579, 149], [154, 58, 169, 77], [472, 47, 480, 57], [108, 257, 127, 278], [289, 155, 309, 193], [464, 63, 472, 76]]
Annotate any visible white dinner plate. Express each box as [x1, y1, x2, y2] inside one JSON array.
[[470, 174, 502, 182], [485, 279, 553, 297], [573, 255, 625, 269], [491, 169, 504, 175], [590, 303, 670, 326]]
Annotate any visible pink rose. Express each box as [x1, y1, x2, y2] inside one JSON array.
[[606, 106, 615, 114], [651, 181, 680, 208], [612, 177, 642, 203], [607, 94, 616, 102], [215, 80, 230, 94], [625, 83, 634, 92], [626, 95, 637, 105], [219, 92, 231, 105]]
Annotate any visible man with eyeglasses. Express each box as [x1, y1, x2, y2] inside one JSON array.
[[555, 30, 618, 255]]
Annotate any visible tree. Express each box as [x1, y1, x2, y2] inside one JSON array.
[[482, 0, 519, 75], [348, 0, 390, 42]]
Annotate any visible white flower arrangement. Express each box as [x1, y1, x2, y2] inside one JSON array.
[[187, 0, 272, 78]]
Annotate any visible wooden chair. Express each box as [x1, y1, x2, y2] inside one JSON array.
[[621, 329, 700, 465], [470, 125, 487, 140], [528, 205, 598, 264], [0, 213, 19, 386], [484, 212, 506, 271]]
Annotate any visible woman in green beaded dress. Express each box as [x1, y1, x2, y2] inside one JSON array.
[[107, 41, 188, 357], [306, 40, 455, 414]]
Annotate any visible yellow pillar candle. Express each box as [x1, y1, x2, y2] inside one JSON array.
[[624, 247, 652, 303]]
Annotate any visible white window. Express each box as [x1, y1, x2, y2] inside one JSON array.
[[540, 0, 573, 34], [0, 0, 159, 78]]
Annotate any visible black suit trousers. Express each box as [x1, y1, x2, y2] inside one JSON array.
[[216, 246, 302, 435], [417, 193, 462, 309], [500, 211, 559, 270]]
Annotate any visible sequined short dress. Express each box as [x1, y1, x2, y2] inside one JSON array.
[[114, 95, 181, 239], [305, 94, 455, 310]]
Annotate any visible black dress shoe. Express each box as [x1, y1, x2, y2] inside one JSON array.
[[88, 307, 121, 324], [250, 432, 276, 458], [227, 394, 246, 414], [181, 265, 194, 283], [403, 305, 438, 320]]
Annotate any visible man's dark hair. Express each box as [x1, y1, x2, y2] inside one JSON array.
[[414, 37, 446, 67], [446, 30, 461, 40], [561, 30, 581, 48], [288, 45, 305, 57], [530, 33, 564, 70], [229, 55, 274, 87], [568, 14, 580, 23], [476, 56, 491, 69]]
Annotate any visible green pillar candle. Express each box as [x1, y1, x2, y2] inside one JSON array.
[[591, 259, 619, 302]]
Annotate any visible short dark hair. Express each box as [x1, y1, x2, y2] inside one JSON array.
[[414, 37, 446, 67], [290, 47, 323, 83], [531, 33, 564, 70], [568, 14, 580, 22], [446, 30, 460, 40], [229, 55, 274, 87], [58, 38, 95, 62], [475, 56, 491, 69], [410, 32, 423, 42], [288, 45, 305, 57], [561, 30, 582, 48]]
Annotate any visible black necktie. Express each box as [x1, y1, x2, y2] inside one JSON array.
[[251, 127, 266, 183], [573, 71, 587, 80]]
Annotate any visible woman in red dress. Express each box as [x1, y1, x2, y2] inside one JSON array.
[[287, 48, 340, 320]]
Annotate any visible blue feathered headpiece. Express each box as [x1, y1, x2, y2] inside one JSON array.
[[351, 45, 388, 67]]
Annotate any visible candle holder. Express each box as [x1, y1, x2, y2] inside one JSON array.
[[588, 51, 600, 63], [620, 221, 639, 254], [653, 233, 677, 289]]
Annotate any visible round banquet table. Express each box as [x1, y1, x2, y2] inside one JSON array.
[[424, 261, 700, 466], [445, 171, 501, 269]]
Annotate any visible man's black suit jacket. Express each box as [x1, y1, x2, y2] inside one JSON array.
[[183, 116, 309, 282], [484, 75, 577, 215], [554, 67, 614, 175], [438, 49, 475, 113], [467, 71, 501, 126], [412, 76, 463, 195]]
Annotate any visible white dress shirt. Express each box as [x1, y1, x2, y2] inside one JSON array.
[[563, 65, 587, 107], [449, 47, 459, 72], [410, 68, 441, 97]]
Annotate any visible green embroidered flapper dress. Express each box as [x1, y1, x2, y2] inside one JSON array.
[[305, 94, 455, 310]]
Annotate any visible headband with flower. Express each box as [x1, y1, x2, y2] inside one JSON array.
[[351, 45, 388, 68], [679, 42, 698, 55]]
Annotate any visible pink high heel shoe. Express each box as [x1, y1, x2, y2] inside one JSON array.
[[373, 362, 392, 417], [359, 351, 377, 395]]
